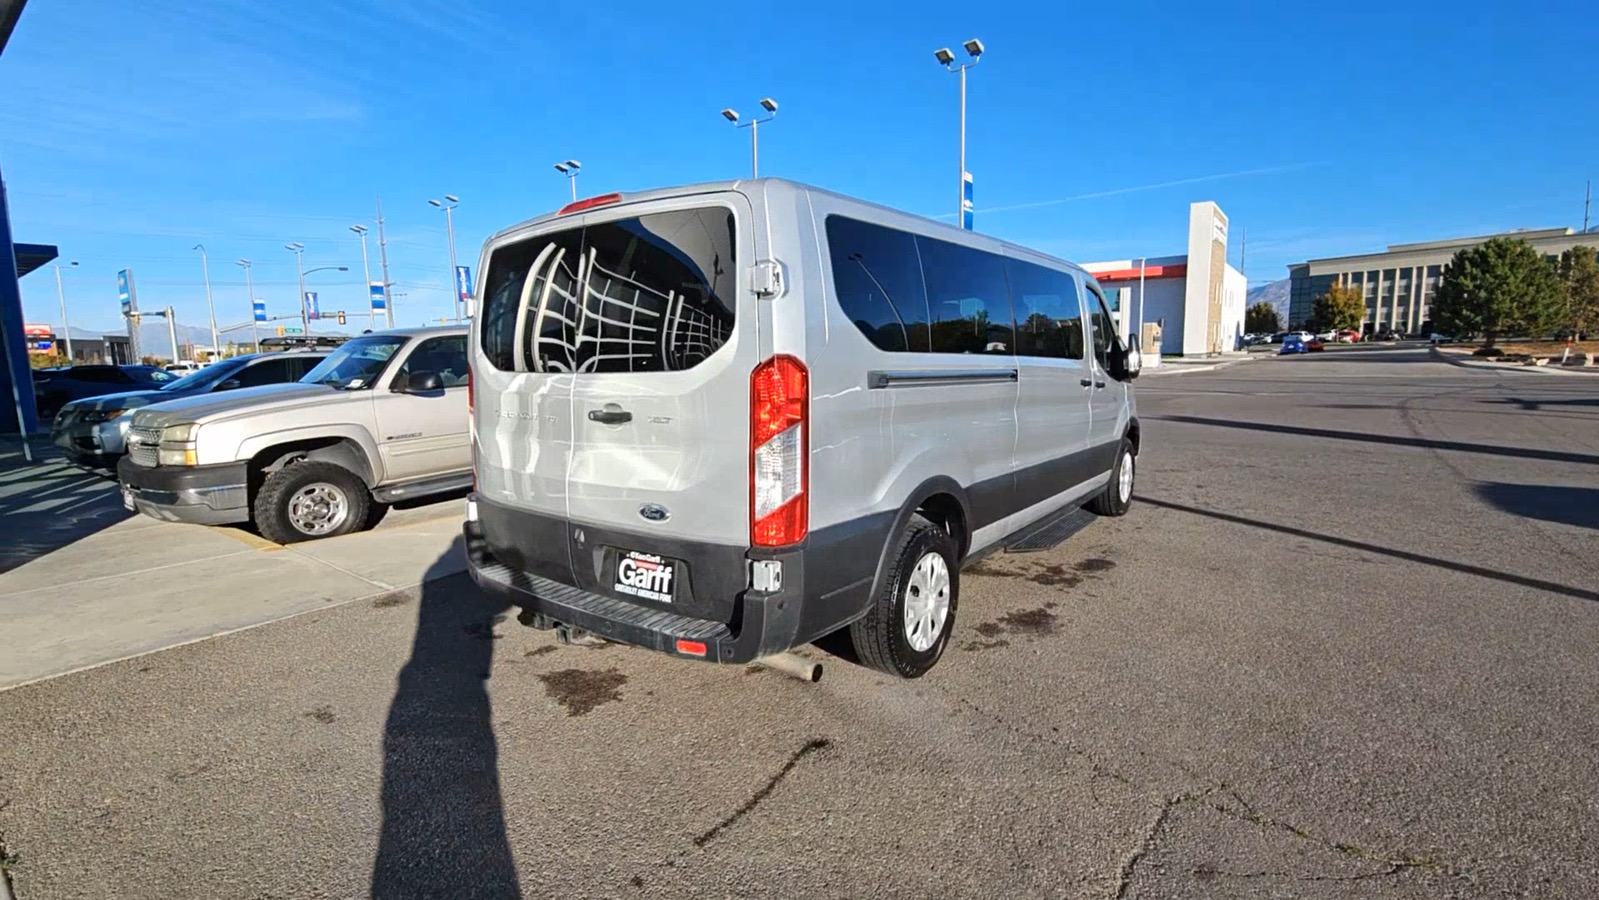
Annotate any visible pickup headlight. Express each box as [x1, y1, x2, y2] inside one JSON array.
[[158, 422, 200, 466]]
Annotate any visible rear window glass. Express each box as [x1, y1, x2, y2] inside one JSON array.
[[479, 206, 737, 374]]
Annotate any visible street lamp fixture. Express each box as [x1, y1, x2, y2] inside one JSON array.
[[722, 97, 778, 178], [237, 259, 261, 352], [935, 37, 984, 230], [193, 244, 221, 362], [349, 225, 374, 326], [53, 260, 78, 360], [428, 194, 463, 323], [554, 160, 582, 201]]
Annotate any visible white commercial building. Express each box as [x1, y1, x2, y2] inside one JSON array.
[[1083, 201, 1246, 357]]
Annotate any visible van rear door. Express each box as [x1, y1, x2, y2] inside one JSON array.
[[474, 193, 759, 624]]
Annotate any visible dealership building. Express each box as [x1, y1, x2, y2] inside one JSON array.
[[1083, 201, 1247, 357], [1287, 227, 1599, 334]]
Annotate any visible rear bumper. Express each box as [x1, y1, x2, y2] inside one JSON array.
[[117, 456, 251, 526]]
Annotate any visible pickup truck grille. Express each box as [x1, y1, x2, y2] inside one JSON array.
[[127, 425, 162, 467]]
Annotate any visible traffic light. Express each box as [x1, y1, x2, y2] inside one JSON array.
[[276, 325, 285, 336], [337, 310, 347, 325]]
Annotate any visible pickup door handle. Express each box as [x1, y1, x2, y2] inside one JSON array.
[[587, 409, 632, 425]]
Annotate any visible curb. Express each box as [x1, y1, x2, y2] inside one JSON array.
[[1429, 346, 1597, 376]]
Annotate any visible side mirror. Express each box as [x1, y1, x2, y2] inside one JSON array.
[[1109, 344, 1141, 381], [218, 379, 242, 391], [398, 371, 443, 393], [1123, 345, 1142, 380]]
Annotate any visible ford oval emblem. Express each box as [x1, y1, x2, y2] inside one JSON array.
[[638, 503, 670, 523]]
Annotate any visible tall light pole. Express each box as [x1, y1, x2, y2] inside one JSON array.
[[554, 160, 582, 202], [935, 39, 984, 230], [52, 260, 78, 361], [428, 195, 461, 322], [350, 224, 374, 327], [237, 259, 260, 352], [193, 244, 221, 361], [720, 98, 778, 178], [376, 197, 395, 328], [286, 242, 308, 334]]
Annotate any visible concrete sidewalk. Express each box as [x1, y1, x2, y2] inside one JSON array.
[[0, 448, 465, 690], [1429, 345, 1599, 376]]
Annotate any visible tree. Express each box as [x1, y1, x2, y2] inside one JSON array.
[[1313, 283, 1366, 332], [1557, 245, 1599, 339], [1432, 237, 1562, 348], [1244, 301, 1281, 334]]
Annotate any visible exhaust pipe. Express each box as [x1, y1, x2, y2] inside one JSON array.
[[754, 652, 823, 683]]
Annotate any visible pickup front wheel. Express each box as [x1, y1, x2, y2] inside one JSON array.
[[254, 461, 372, 544]]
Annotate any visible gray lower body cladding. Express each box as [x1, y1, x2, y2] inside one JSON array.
[[117, 457, 251, 526]]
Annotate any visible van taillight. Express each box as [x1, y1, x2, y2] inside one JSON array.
[[750, 355, 807, 547]]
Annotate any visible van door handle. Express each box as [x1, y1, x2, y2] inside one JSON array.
[[1094, 380, 1106, 389], [1079, 378, 1093, 387], [587, 409, 632, 425]]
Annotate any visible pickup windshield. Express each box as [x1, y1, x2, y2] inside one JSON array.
[[301, 335, 407, 389]]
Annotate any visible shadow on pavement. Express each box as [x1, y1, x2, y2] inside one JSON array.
[[1150, 414, 1599, 467], [0, 448, 130, 574], [1474, 483, 1599, 532], [1488, 397, 1599, 412], [372, 537, 522, 899], [1142, 496, 1599, 604]]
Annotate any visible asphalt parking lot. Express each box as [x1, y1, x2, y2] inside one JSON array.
[[2, 347, 1597, 899]]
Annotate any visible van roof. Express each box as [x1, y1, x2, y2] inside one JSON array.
[[482, 178, 1089, 275]]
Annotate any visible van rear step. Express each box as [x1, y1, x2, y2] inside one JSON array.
[[1006, 506, 1095, 553]]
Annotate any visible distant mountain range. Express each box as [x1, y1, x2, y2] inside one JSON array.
[[1246, 278, 1290, 325]]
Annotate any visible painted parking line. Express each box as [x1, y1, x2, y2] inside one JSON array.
[[216, 528, 287, 552]]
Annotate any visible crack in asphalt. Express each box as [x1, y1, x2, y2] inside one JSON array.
[[949, 696, 1472, 894], [693, 738, 831, 848]]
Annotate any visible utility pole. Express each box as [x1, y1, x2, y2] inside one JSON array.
[[1585, 181, 1591, 233], [1240, 226, 1247, 277], [53, 260, 77, 361], [166, 306, 180, 364], [194, 244, 220, 362], [377, 197, 394, 328]]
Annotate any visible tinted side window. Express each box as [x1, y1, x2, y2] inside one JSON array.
[[478, 207, 737, 374], [1087, 286, 1117, 368], [1006, 260, 1085, 361], [398, 336, 471, 387], [825, 216, 931, 352], [916, 235, 1016, 355], [233, 357, 296, 388], [71, 367, 118, 384]]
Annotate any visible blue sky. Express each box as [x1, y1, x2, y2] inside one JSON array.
[[3, 0, 1596, 337]]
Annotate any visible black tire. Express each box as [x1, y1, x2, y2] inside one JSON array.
[[253, 461, 372, 544], [849, 516, 960, 679], [363, 501, 391, 531], [1088, 438, 1135, 517]]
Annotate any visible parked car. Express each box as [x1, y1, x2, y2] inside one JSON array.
[[463, 178, 1143, 679], [164, 361, 202, 374], [1280, 335, 1309, 354], [52, 350, 330, 470], [1307, 337, 1326, 352], [32, 365, 177, 419], [1337, 329, 1360, 343], [117, 328, 471, 543], [1316, 329, 1338, 341]]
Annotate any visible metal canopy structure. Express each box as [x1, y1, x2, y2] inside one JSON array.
[[14, 242, 57, 277], [2, 0, 47, 445]]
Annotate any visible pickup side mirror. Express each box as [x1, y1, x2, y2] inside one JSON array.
[[397, 370, 443, 393]]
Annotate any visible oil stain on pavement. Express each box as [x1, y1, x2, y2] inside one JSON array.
[[538, 667, 627, 716]]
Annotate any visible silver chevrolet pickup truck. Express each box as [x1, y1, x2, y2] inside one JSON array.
[[117, 326, 472, 543]]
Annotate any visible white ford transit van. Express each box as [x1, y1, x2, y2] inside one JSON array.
[[464, 179, 1141, 678]]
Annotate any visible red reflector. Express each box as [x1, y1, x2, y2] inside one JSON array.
[[676, 639, 708, 657], [558, 193, 623, 215]]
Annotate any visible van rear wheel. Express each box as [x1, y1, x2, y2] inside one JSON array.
[[850, 516, 959, 678]]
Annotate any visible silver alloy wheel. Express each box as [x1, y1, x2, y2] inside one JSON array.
[[1118, 450, 1135, 504], [903, 550, 952, 653], [287, 482, 349, 536]]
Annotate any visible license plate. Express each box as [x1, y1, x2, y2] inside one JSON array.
[[122, 487, 135, 511], [614, 551, 676, 603]]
